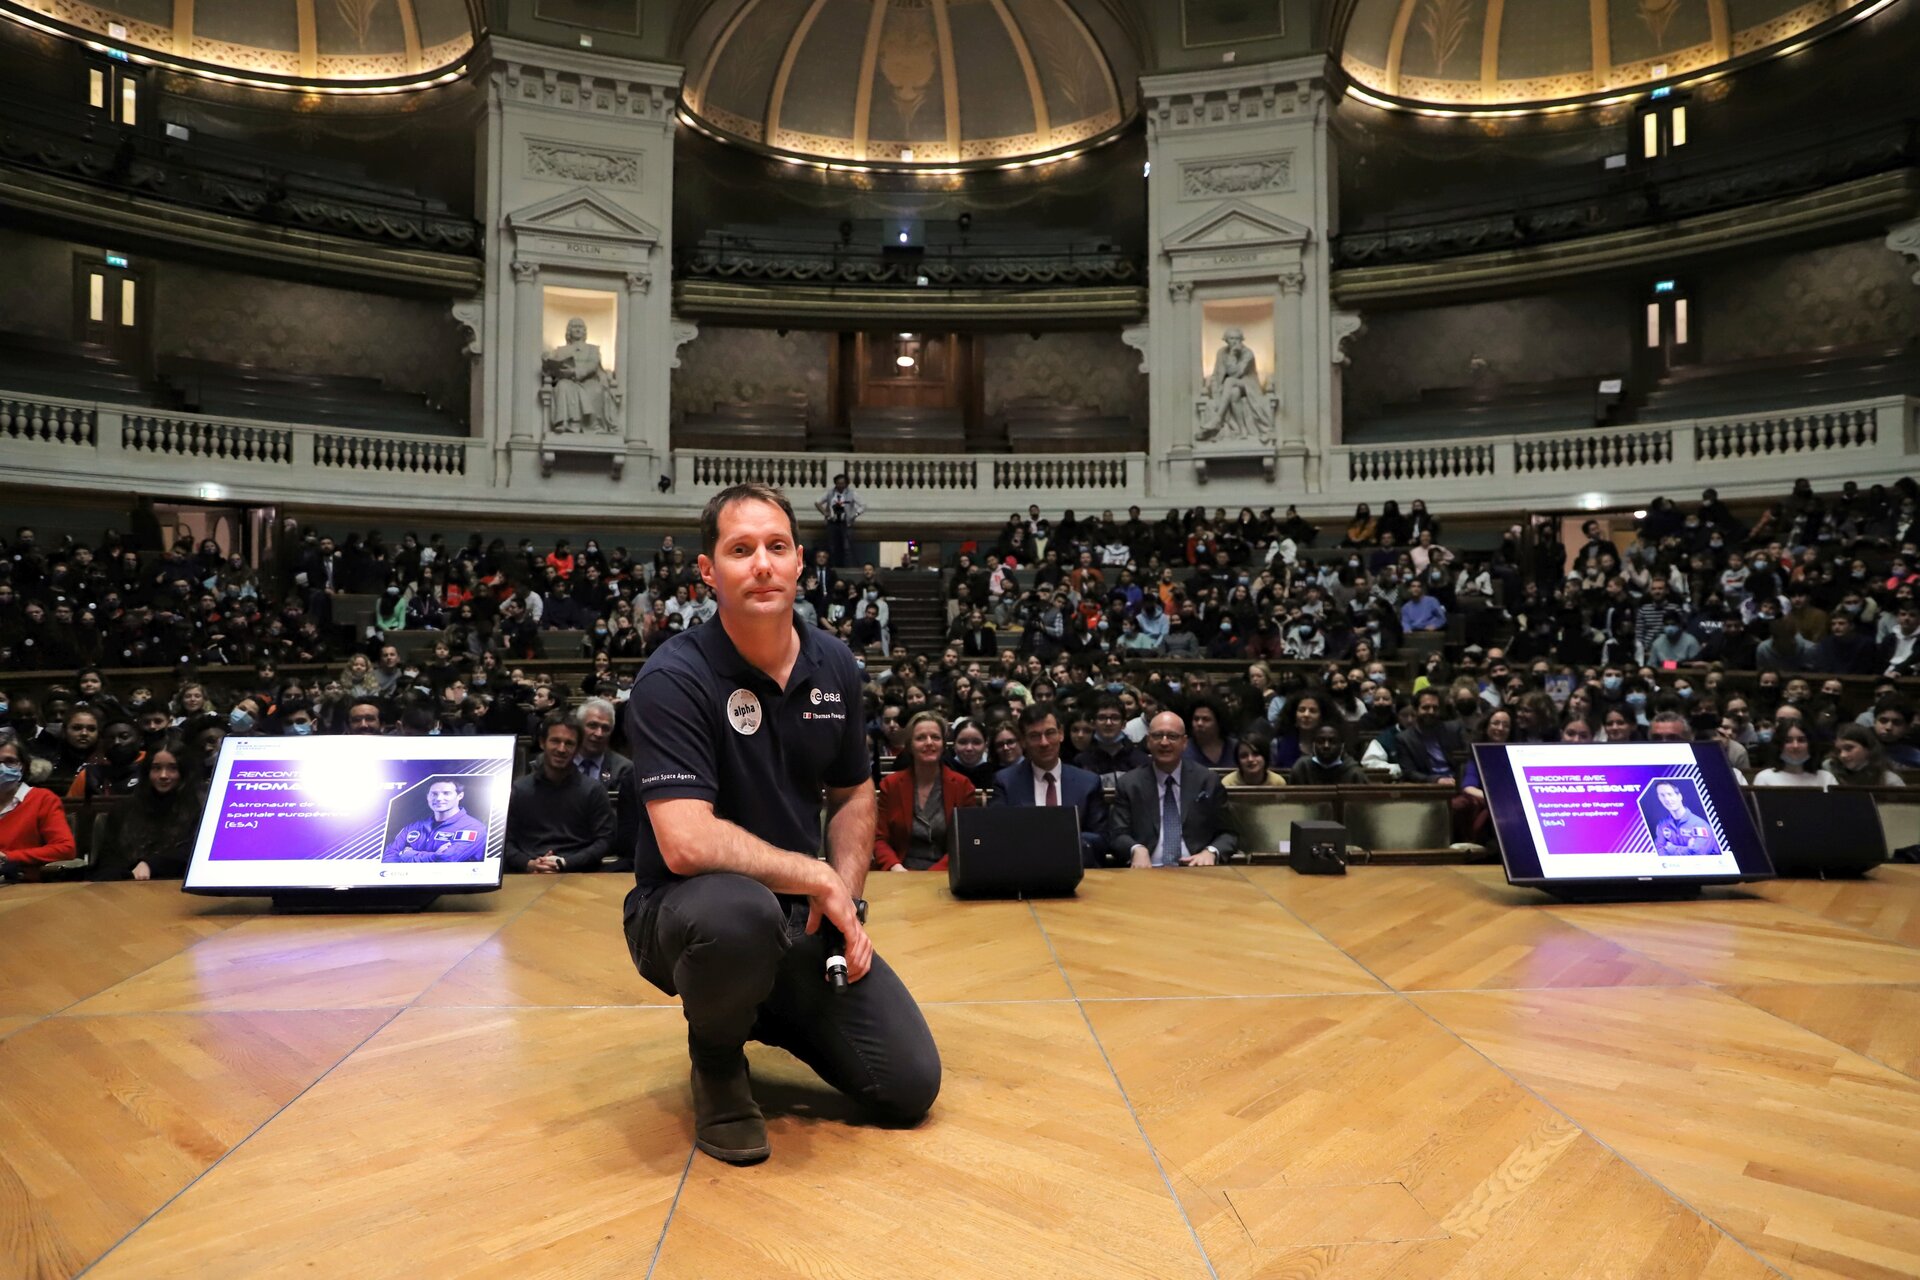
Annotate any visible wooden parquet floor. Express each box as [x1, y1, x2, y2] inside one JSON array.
[[4, 865, 1919, 1279]]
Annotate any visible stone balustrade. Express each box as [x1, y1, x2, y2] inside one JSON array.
[[1, 386, 1912, 521]]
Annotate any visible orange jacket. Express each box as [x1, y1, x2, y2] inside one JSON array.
[[873, 766, 975, 872], [0, 787, 78, 864]]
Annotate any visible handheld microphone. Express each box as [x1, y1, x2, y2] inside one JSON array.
[[822, 921, 849, 993], [820, 898, 867, 994]]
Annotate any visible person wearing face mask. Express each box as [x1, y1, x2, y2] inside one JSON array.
[[1824, 723, 1905, 788], [1751, 723, 1835, 788], [227, 698, 263, 739], [1290, 724, 1370, 785], [1648, 611, 1702, 665], [280, 701, 320, 738], [0, 729, 77, 875], [66, 714, 144, 800], [1075, 696, 1146, 779], [90, 736, 205, 881]]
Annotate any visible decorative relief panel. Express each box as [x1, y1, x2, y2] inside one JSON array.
[[1179, 153, 1293, 200], [981, 332, 1147, 423], [670, 328, 833, 425], [525, 141, 641, 187], [152, 261, 470, 420], [1699, 238, 1920, 364]]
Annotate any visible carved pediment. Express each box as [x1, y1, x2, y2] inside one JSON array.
[[1163, 200, 1311, 256], [507, 186, 660, 246]]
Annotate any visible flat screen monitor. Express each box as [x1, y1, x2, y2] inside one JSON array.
[[1475, 741, 1773, 895], [185, 734, 513, 907]]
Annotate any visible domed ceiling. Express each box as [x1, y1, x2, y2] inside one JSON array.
[[8, 0, 477, 84], [1339, 0, 1886, 108], [680, 0, 1139, 168]]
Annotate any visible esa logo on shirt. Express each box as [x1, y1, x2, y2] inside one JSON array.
[[809, 687, 842, 705], [727, 689, 762, 735]]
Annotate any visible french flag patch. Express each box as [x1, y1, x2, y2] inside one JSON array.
[[453, 830, 479, 842]]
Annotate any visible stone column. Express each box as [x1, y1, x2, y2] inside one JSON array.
[[509, 260, 540, 445], [623, 268, 652, 451]]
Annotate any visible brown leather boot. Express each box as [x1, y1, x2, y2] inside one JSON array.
[[690, 1059, 768, 1165]]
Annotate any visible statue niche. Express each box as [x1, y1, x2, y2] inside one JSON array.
[[1195, 326, 1277, 445], [541, 316, 621, 435]]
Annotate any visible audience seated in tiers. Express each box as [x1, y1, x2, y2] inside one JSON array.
[[2, 477, 1918, 885], [573, 696, 631, 796], [1395, 689, 1464, 785], [1108, 712, 1240, 868], [1291, 725, 1371, 786], [506, 713, 615, 873], [91, 736, 204, 881], [874, 712, 977, 872], [0, 729, 76, 872], [988, 703, 1106, 866]]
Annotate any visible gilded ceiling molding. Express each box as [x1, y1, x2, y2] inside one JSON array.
[[296, 0, 318, 79], [986, 0, 1051, 138], [397, 0, 422, 72], [694, 0, 761, 110], [1057, 0, 1123, 127], [1480, 0, 1504, 90], [767, 0, 830, 144], [932, 0, 961, 161], [1588, 0, 1611, 90], [850, 0, 891, 160], [1384, 0, 1421, 94], [170, 0, 192, 56], [1707, 0, 1732, 59]]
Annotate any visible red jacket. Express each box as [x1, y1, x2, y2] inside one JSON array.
[[0, 786, 78, 865], [873, 766, 975, 872]]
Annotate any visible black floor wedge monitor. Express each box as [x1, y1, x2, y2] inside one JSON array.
[[948, 806, 1084, 899], [1749, 788, 1888, 878]]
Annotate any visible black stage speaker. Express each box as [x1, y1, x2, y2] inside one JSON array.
[[1748, 788, 1887, 878], [948, 806, 1084, 899], [1289, 819, 1348, 875]]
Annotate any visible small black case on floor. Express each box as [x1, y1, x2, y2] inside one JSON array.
[[948, 806, 1084, 898], [1289, 820, 1349, 875]]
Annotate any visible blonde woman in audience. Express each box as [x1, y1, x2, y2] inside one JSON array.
[[1752, 723, 1836, 788], [340, 653, 382, 700], [874, 712, 977, 872]]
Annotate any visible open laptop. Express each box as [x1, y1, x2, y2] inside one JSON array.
[[947, 806, 1084, 899], [1748, 788, 1888, 878]]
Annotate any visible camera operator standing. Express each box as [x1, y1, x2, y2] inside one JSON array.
[[815, 473, 866, 568]]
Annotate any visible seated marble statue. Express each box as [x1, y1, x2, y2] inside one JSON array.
[[1197, 327, 1274, 444], [542, 317, 618, 434]]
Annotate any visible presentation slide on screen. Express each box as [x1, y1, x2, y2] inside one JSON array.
[[1497, 743, 1741, 880], [185, 735, 513, 891]]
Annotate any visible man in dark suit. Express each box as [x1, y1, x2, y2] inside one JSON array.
[[989, 702, 1106, 866], [1108, 711, 1239, 868], [1394, 687, 1465, 785]]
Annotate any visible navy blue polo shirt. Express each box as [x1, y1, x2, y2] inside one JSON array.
[[624, 616, 868, 914]]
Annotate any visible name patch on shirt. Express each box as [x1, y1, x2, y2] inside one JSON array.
[[727, 689, 763, 736]]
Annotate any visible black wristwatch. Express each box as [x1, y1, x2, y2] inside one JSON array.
[[855, 898, 868, 924]]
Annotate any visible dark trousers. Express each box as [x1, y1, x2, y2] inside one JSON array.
[[825, 521, 855, 568], [626, 873, 941, 1125]]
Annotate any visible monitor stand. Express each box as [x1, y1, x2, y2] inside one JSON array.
[[270, 889, 442, 914], [1537, 882, 1703, 904]]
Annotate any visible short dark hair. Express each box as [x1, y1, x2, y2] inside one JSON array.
[[700, 483, 799, 558], [1017, 701, 1060, 733], [538, 712, 579, 745]]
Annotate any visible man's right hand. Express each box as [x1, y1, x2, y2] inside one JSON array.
[[1130, 845, 1152, 869], [804, 866, 872, 983]]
